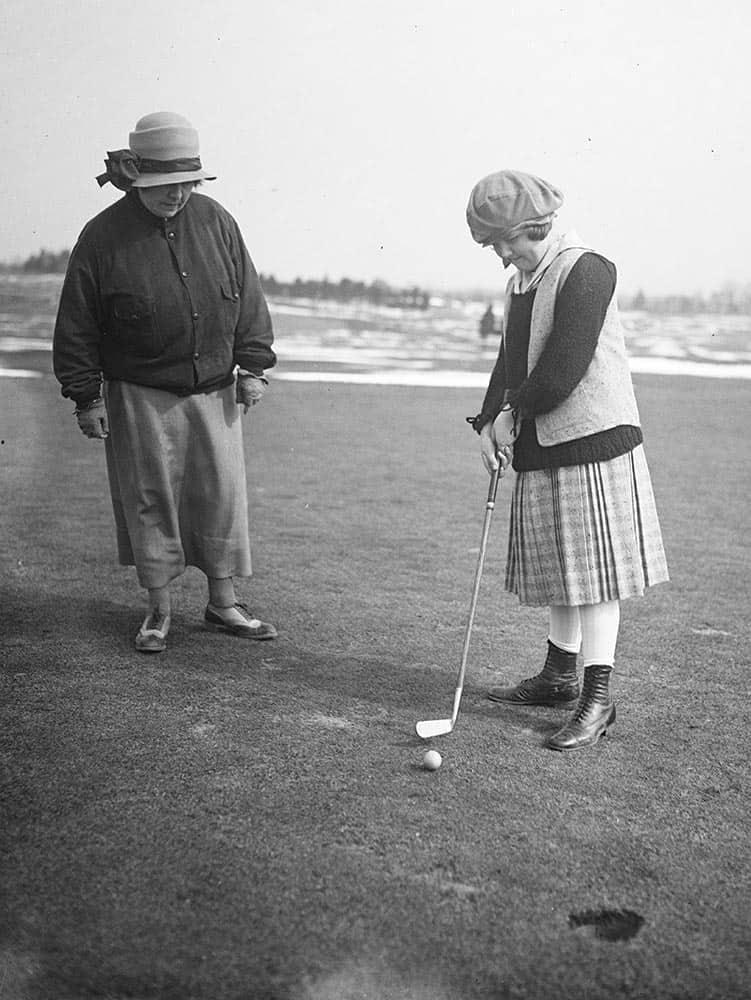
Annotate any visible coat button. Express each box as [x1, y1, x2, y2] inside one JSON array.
[[193, 353, 200, 360], [182, 271, 189, 278], [167, 232, 175, 239], [192, 312, 199, 319]]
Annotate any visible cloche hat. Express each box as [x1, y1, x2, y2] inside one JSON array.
[[96, 111, 217, 191], [466, 170, 563, 243]]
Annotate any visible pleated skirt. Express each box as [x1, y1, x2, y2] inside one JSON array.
[[104, 381, 252, 589], [505, 445, 669, 606]]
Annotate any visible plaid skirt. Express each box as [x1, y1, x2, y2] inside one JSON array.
[[505, 445, 669, 606], [104, 381, 252, 589]]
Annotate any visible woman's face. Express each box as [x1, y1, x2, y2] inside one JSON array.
[[486, 231, 551, 272], [137, 182, 197, 219]]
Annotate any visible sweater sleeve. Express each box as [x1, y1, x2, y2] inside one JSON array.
[[471, 339, 507, 430], [230, 217, 276, 376], [52, 231, 105, 406], [509, 253, 616, 418]]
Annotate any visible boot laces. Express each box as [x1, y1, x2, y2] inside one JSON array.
[[572, 672, 610, 722]]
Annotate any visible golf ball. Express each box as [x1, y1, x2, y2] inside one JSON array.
[[423, 749, 442, 771]]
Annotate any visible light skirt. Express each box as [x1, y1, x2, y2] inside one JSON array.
[[104, 381, 252, 589], [505, 445, 669, 607]]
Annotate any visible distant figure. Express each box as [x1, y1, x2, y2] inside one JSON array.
[[53, 111, 277, 653], [465, 169, 668, 751], [479, 304, 496, 338]]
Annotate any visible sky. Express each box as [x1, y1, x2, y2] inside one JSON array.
[[2, 0, 750, 296]]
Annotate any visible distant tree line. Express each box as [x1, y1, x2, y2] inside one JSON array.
[[0, 251, 431, 309], [621, 284, 751, 316], [3, 250, 750, 315], [259, 274, 431, 309], [0, 248, 72, 274]]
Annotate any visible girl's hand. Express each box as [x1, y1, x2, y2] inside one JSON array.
[[492, 408, 516, 448], [480, 418, 513, 475], [480, 410, 516, 475]]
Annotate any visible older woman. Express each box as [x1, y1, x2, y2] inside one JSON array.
[[466, 169, 668, 751], [54, 111, 277, 653]]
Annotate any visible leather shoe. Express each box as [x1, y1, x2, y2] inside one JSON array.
[[487, 674, 579, 705], [135, 609, 171, 653], [204, 602, 277, 640], [487, 640, 579, 705], [546, 664, 615, 750]]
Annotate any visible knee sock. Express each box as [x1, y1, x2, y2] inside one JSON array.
[[579, 600, 620, 668], [548, 605, 581, 654]]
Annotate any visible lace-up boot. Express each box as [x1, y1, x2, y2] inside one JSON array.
[[546, 664, 615, 750], [487, 641, 579, 706]]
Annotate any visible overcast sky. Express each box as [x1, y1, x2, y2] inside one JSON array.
[[2, 0, 749, 295]]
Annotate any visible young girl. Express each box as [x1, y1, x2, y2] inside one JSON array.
[[466, 169, 668, 751]]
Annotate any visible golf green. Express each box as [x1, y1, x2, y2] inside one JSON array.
[[1, 370, 749, 999]]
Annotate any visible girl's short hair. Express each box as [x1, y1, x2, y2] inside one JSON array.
[[519, 221, 553, 242]]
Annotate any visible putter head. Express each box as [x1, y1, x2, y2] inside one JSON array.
[[415, 718, 454, 739]]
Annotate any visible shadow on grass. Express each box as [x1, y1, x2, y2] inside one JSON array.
[[1, 584, 136, 650]]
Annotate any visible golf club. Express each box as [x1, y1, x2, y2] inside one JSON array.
[[415, 455, 503, 738]]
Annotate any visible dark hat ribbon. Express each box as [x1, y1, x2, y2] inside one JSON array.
[[96, 150, 203, 191]]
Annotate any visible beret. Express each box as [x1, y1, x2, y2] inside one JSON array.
[[467, 170, 563, 243]]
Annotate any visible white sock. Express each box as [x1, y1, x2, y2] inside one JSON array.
[[580, 600, 620, 668], [548, 605, 582, 654]]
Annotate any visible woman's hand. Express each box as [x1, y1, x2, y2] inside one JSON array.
[[236, 374, 267, 413], [76, 399, 109, 439], [480, 409, 516, 475]]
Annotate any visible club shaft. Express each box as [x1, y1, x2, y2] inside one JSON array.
[[449, 465, 501, 725]]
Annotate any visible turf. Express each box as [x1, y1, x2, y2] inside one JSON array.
[[1, 368, 750, 1000]]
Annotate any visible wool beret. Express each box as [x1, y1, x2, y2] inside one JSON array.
[[466, 170, 563, 243]]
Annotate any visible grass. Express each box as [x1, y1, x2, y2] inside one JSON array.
[[1, 368, 750, 999]]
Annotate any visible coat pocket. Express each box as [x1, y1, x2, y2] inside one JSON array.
[[219, 282, 241, 335], [106, 292, 161, 356], [220, 283, 240, 303]]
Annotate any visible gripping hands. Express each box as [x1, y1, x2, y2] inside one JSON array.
[[480, 408, 516, 475]]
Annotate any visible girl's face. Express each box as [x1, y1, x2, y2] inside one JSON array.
[[485, 231, 551, 272], [137, 182, 197, 219]]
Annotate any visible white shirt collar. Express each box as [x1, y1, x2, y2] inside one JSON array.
[[510, 226, 586, 293]]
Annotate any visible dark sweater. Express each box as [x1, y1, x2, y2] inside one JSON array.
[[53, 191, 276, 407], [476, 253, 642, 471]]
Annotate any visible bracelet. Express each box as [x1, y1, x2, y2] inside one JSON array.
[[74, 396, 102, 416]]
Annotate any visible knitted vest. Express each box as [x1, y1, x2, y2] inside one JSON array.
[[505, 234, 641, 446]]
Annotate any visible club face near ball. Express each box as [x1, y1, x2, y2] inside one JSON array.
[[415, 719, 452, 739]]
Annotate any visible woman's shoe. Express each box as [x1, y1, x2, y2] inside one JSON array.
[[135, 609, 171, 653], [204, 602, 278, 640], [487, 640, 579, 705], [546, 664, 615, 750]]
